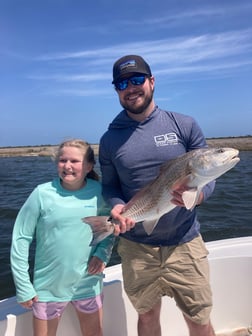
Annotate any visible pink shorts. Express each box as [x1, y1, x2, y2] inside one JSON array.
[[32, 294, 104, 320]]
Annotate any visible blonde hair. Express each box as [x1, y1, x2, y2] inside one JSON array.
[[54, 139, 99, 181]]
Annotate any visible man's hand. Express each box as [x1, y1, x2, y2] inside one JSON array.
[[110, 204, 136, 235]]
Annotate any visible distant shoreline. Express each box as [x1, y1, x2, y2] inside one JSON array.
[[0, 137, 251, 157]]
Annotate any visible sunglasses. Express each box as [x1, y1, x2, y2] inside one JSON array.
[[114, 75, 147, 91]]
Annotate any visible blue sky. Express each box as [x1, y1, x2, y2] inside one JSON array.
[[1, 0, 252, 147]]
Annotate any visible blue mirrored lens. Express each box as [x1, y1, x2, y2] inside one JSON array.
[[115, 76, 146, 91]]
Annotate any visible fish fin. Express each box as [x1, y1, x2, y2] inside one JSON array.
[[182, 188, 200, 210], [142, 219, 160, 235], [82, 216, 114, 246]]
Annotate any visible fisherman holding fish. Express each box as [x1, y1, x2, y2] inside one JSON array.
[[94, 55, 239, 336]]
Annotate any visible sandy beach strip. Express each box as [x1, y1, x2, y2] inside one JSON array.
[[0, 137, 251, 157]]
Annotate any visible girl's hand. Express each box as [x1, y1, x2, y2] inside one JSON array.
[[88, 256, 105, 274], [19, 296, 38, 309]]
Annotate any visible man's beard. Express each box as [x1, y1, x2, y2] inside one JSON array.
[[121, 89, 154, 115]]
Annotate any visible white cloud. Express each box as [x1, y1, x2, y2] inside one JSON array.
[[29, 29, 252, 85]]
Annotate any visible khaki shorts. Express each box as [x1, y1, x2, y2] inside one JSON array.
[[118, 235, 212, 324]]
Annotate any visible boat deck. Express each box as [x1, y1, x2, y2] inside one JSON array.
[[1, 236, 252, 336]]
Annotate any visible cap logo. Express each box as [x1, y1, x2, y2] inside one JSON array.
[[119, 60, 136, 71]]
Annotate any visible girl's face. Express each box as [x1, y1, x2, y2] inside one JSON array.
[[57, 146, 92, 190]]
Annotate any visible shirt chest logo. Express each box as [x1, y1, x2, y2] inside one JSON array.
[[154, 133, 178, 146]]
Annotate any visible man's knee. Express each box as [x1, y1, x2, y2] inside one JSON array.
[[138, 301, 161, 324], [184, 315, 215, 336]]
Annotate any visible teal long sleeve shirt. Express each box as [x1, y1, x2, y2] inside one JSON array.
[[11, 177, 114, 303]]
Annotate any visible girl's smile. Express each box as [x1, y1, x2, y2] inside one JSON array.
[[57, 147, 91, 190]]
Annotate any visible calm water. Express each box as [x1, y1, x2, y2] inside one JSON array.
[[1, 152, 252, 300]]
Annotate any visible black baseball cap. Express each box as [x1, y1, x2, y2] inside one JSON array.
[[112, 55, 152, 84]]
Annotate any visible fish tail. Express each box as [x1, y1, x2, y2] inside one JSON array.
[[82, 216, 114, 245]]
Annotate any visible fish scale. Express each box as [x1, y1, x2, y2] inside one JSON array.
[[83, 147, 240, 245], [122, 154, 194, 221]]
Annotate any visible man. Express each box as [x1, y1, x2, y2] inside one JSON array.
[[99, 55, 216, 336]]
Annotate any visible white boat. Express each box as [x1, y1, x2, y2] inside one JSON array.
[[1, 236, 252, 336]]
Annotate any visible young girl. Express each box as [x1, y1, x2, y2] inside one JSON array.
[[11, 139, 114, 336]]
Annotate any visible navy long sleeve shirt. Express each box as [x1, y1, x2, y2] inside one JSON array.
[[99, 106, 215, 246]]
